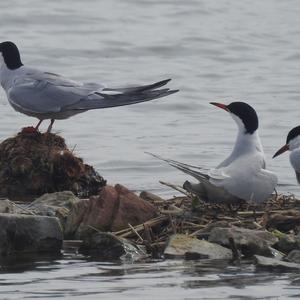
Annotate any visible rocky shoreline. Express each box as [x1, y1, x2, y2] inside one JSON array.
[[1, 132, 300, 271]]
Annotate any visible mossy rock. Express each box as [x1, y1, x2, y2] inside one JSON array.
[[0, 131, 106, 200]]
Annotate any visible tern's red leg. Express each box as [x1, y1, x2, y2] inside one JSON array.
[[35, 119, 43, 130], [21, 119, 43, 134], [46, 119, 55, 133]]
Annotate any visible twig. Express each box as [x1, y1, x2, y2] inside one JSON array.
[[87, 225, 101, 233], [128, 223, 144, 242], [114, 216, 169, 238], [159, 180, 189, 196], [10, 200, 36, 215]]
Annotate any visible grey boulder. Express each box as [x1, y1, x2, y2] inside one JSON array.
[[0, 213, 63, 256], [254, 255, 300, 270], [208, 226, 278, 257]]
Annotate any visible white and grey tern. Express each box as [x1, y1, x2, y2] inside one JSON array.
[[149, 102, 278, 204], [273, 126, 300, 184], [0, 41, 178, 132]]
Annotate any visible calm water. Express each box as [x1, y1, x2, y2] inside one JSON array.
[[1, 0, 300, 298]]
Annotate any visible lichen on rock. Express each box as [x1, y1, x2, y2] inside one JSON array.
[[0, 131, 106, 200]]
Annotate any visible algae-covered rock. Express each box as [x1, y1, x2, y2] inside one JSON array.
[[28, 191, 81, 228], [285, 250, 300, 264], [264, 210, 300, 232], [208, 226, 278, 257], [274, 233, 299, 254], [0, 131, 106, 199], [164, 234, 232, 260]]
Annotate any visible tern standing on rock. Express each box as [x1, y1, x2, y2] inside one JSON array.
[[149, 102, 278, 204], [273, 126, 300, 183], [0, 41, 178, 132]]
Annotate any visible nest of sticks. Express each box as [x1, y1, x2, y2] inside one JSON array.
[[112, 181, 300, 258]]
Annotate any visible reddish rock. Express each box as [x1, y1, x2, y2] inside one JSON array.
[[111, 184, 158, 231], [67, 184, 158, 238], [79, 186, 119, 232]]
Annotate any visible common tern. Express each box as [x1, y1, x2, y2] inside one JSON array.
[[273, 126, 300, 183], [0, 41, 178, 132], [149, 102, 278, 203]]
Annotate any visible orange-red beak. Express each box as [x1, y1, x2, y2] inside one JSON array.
[[210, 102, 229, 111], [273, 144, 289, 158]]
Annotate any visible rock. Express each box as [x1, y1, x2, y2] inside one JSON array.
[[0, 132, 106, 200], [0, 199, 15, 213], [264, 210, 300, 232], [79, 232, 147, 260], [254, 255, 300, 270], [29, 191, 81, 227], [0, 213, 63, 256], [68, 184, 158, 238], [285, 250, 300, 264], [208, 226, 278, 257], [274, 233, 299, 254], [31, 191, 81, 209], [164, 234, 232, 260], [111, 184, 158, 231], [64, 199, 90, 238], [193, 221, 230, 239]]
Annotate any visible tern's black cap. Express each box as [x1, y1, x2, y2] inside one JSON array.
[[286, 126, 300, 144], [227, 102, 258, 134], [0, 41, 23, 70]]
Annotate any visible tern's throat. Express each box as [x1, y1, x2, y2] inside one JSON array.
[[233, 130, 264, 156]]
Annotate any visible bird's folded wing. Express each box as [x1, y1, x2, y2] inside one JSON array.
[[8, 78, 93, 113], [208, 168, 231, 180]]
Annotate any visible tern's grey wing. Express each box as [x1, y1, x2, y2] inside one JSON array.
[[147, 153, 242, 203], [8, 78, 93, 113], [32, 72, 105, 90], [210, 155, 277, 203]]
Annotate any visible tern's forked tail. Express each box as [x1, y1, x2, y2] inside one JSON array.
[[71, 79, 178, 111], [146, 152, 209, 182]]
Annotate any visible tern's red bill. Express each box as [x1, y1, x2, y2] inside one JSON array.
[[210, 102, 229, 111]]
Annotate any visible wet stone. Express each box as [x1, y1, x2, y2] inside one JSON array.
[[285, 250, 300, 264], [254, 255, 300, 270], [164, 234, 232, 260], [208, 226, 278, 258], [79, 232, 147, 261], [265, 210, 300, 232], [0, 213, 63, 256], [274, 233, 299, 254]]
